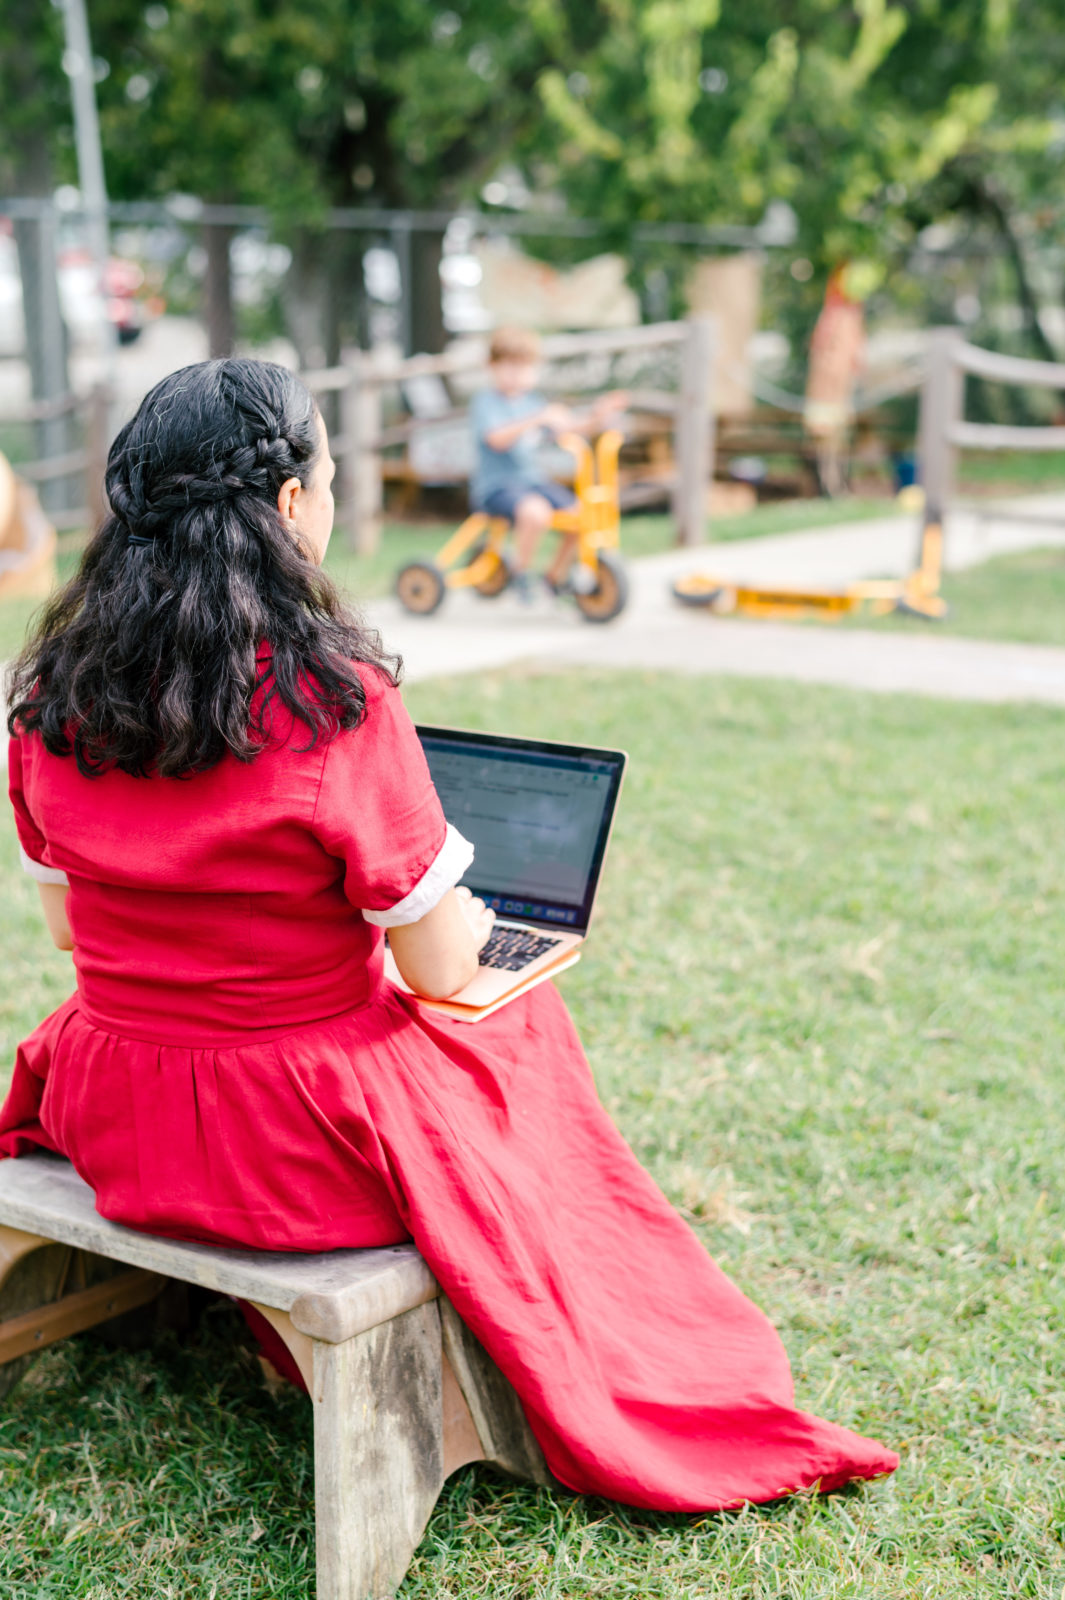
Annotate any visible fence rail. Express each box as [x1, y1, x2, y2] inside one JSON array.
[[919, 328, 1065, 528], [0, 384, 110, 533], [952, 342, 1065, 389], [949, 422, 1065, 452]]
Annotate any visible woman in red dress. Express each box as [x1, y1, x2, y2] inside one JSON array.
[[2, 359, 897, 1511]]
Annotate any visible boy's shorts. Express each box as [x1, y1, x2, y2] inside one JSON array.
[[476, 481, 576, 522]]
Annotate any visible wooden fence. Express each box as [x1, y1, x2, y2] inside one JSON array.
[[2, 317, 716, 551], [11, 386, 110, 537], [919, 327, 1065, 525]]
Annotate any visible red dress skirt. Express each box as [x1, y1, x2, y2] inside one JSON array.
[[2, 668, 898, 1509]]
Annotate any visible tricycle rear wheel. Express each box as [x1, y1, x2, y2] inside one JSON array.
[[395, 562, 446, 616]]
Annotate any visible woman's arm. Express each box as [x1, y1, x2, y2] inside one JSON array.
[[37, 882, 73, 951], [388, 886, 494, 1000]]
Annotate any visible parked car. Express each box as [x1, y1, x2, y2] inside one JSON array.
[[0, 225, 164, 357]]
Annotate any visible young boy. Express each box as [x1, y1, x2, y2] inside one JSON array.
[[469, 326, 624, 600]]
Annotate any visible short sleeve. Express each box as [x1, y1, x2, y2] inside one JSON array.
[[8, 733, 69, 886], [469, 389, 500, 446], [310, 672, 473, 927]]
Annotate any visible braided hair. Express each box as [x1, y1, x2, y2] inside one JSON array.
[[7, 359, 399, 777]]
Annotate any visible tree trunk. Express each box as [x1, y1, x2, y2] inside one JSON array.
[[202, 222, 236, 358], [978, 179, 1061, 366], [408, 229, 447, 356], [283, 230, 329, 371]]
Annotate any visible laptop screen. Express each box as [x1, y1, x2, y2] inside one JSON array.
[[417, 727, 626, 932]]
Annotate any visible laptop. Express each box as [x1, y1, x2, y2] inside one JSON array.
[[385, 726, 627, 1016]]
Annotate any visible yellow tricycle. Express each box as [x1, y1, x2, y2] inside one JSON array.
[[394, 431, 629, 624]]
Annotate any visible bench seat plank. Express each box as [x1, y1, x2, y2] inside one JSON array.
[[0, 1153, 438, 1341]]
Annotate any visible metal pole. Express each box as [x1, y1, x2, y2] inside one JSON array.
[[60, 0, 115, 384], [392, 217, 414, 358], [16, 204, 71, 512]]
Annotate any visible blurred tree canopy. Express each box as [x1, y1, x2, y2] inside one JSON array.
[[527, 0, 1065, 345], [5, 0, 1065, 355]]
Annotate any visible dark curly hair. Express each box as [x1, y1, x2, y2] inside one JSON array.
[[7, 358, 399, 777]]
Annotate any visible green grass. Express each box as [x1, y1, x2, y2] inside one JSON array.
[[853, 545, 1065, 648], [3, 669, 1065, 1595], [701, 495, 896, 543], [959, 450, 1065, 491]]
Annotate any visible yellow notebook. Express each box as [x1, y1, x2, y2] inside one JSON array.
[[385, 948, 580, 1023]]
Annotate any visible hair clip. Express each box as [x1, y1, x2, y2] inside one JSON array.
[[127, 531, 156, 548]]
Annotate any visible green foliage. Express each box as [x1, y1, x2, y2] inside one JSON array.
[[3, 669, 1065, 1592], [525, 0, 1064, 284], [0, 0, 69, 192], [5, 0, 1065, 357], [87, 0, 563, 217]]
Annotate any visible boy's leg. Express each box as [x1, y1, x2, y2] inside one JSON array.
[[544, 533, 579, 590], [511, 493, 554, 573]]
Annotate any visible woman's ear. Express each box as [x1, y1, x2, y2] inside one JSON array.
[[277, 476, 301, 522]]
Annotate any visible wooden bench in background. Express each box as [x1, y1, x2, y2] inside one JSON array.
[[0, 1152, 551, 1599]]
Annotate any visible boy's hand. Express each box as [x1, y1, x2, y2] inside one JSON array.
[[591, 390, 629, 426], [540, 402, 573, 432]]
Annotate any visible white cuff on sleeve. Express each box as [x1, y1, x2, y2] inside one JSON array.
[[362, 824, 474, 928], [20, 845, 69, 887]]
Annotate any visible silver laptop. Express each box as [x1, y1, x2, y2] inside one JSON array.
[[412, 725, 627, 1008]]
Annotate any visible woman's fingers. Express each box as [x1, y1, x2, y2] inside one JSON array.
[[463, 894, 495, 951]]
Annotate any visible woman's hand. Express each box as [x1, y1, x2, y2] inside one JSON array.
[[454, 885, 495, 952]]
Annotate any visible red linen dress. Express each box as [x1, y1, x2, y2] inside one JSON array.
[[1, 664, 898, 1509]]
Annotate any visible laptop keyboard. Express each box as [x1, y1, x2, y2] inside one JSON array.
[[479, 926, 563, 972]]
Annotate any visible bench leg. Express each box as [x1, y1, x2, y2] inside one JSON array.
[[439, 1299, 554, 1487], [0, 1226, 72, 1404], [264, 1297, 555, 1598], [312, 1301, 446, 1600], [0, 1231, 170, 1403]]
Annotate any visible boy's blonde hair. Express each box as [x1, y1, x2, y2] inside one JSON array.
[[488, 326, 541, 365]]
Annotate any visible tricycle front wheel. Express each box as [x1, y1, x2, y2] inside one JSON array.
[[468, 543, 512, 597], [574, 549, 629, 624]]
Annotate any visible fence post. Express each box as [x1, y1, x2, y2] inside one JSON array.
[[85, 384, 110, 530], [918, 326, 964, 528], [672, 316, 716, 546], [340, 354, 383, 556]]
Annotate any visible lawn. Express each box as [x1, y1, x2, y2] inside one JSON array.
[[859, 544, 1065, 648], [2, 669, 1063, 1597], [959, 450, 1065, 493]]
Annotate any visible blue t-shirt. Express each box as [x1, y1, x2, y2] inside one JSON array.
[[469, 387, 546, 508]]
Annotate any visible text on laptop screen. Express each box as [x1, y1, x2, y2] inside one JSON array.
[[418, 736, 620, 928]]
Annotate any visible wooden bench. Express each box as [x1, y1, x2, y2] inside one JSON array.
[[0, 1151, 551, 1598]]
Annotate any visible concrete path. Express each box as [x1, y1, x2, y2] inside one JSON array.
[[372, 499, 1065, 707]]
